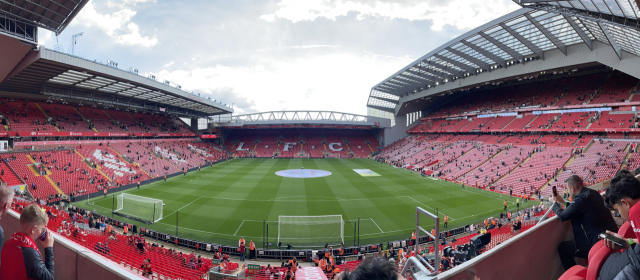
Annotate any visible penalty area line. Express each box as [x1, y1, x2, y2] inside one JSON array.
[[160, 196, 203, 222], [370, 219, 384, 233]]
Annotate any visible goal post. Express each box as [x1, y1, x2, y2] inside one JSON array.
[[278, 215, 344, 248], [113, 193, 163, 224], [325, 153, 341, 159]]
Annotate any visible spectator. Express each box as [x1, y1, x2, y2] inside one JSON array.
[[141, 258, 152, 278], [0, 187, 14, 261], [135, 233, 146, 253], [239, 240, 245, 262], [596, 171, 640, 279], [551, 175, 618, 270], [285, 267, 293, 280], [0, 204, 54, 280], [336, 256, 405, 280]]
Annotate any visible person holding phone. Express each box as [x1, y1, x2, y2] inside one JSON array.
[[1, 204, 55, 280], [550, 175, 617, 271], [596, 171, 640, 280]]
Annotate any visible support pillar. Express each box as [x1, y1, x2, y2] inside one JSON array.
[[190, 118, 198, 132]]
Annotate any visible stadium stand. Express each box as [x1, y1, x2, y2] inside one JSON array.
[[589, 111, 637, 129], [223, 129, 379, 158], [110, 143, 182, 178], [104, 110, 149, 133], [38, 102, 95, 132], [496, 146, 573, 196], [481, 116, 516, 131], [0, 160, 22, 186], [2, 153, 61, 201], [435, 144, 505, 179], [31, 150, 108, 197], [75, 145, 151, 186], [503, 115, 537, 130], [0, 100, 57, 132], [76, 107, 124, 132], [458, 145, 535, 188], [536, 135, 580, 147], [553, 140, 629, 189]]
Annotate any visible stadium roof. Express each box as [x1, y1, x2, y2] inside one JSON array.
[[0, 48, 233, 117], [368, 2, 640, 115], [514, 0, 640, 23], [214, 110, 391, 128], [0, 0, 89, 35]]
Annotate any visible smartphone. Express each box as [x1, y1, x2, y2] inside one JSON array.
[[599, 233, 626, 247], [552, 186, 558, 197]]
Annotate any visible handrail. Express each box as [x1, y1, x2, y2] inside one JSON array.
[[401, 207, 440, 279], [537, 206, 555, 225]]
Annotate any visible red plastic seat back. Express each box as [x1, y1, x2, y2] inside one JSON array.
[[586, 245, 617, 280]]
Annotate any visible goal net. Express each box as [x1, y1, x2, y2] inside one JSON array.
[[113, 193, 163, 224], [278, 215, 344, 248], [325, 153, 341, 159]]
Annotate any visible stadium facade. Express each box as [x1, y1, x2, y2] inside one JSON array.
[[369, 1, 640, 147]]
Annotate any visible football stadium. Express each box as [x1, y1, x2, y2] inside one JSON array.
[[0, 0, 639, 280]]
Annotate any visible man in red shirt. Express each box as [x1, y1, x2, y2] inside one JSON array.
[[239, 242, 245, 262], [599, 171, 640, 279]]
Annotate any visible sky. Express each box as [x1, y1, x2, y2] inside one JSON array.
[[38, 0, 521, 116]]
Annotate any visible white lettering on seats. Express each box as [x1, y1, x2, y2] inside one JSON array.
[[236, 142, 249, 151], [329, 143, 343, 152], [283, 143, 297, 152]]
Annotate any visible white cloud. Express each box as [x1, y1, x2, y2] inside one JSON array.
[[261, 0, 520, 31], [72, 2, 158, 47], [107, 0, 156, 8], [164, 61, 175, 67], [37, 31, 54, 48], [151, 52, 413, 115], [115, 23, 158, 48]]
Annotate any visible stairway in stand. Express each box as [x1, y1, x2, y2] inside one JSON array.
[[26, 155, 66, 196]]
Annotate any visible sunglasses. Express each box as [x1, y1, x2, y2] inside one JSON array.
[[39, 228, 47, 241]]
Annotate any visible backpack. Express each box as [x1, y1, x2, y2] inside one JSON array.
[[613, 244, 640, 280]]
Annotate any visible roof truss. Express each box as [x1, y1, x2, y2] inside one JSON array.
[[500, 22, 546, 59], [459, 40, 507, 67], [525, 13, 567, 55]]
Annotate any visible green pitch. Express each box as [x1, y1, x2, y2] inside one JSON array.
[[74, 158, 521, 248]]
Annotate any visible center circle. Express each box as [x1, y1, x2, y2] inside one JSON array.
[[275, 169, 332, 178]]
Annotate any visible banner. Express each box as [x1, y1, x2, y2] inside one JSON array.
[[14, 138, 197, 146], [17, 131, 199, 137], [0, 132, 18, 137], [200, 135, 217, 139], [18, 131, 130, 137], [295, 267, 328, 280], [156, 133, 196, 137]]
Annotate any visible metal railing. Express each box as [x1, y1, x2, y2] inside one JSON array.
[[537, 207, 555, 225], [401, 207, 440, 280]]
